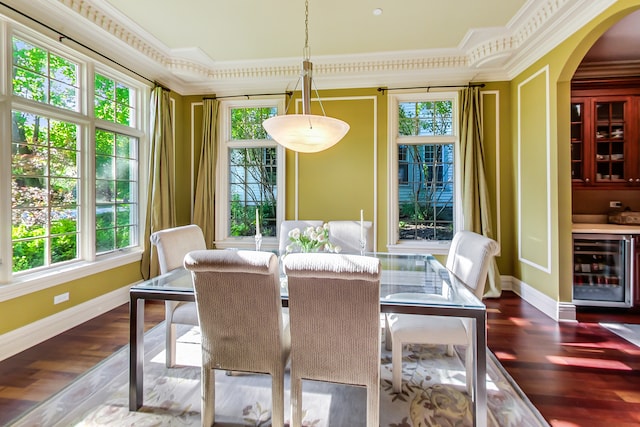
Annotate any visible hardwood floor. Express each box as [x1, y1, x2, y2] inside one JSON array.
[[0, 300, 165, 425], [1, 293, 639, 426], [485, 293, 640, 427]]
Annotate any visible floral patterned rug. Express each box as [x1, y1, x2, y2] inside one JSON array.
[[9, 323, 549, 427]]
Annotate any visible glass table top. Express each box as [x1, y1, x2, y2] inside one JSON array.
[[131, 251, 485, 310]]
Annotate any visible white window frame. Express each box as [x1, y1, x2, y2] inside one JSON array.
[[386, 91, 462, 255], [214, 98, 285, 250], [0, 19, 149, 295]]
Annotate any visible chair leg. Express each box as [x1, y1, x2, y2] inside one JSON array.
[[366, 379, 380, 427], [166, 322, 177, 368], [384, 315, 392, 351], [271, 370, 285, 427], [290, 375, 303, 427], [446, 343, 454, 357], [392, 340, 403, 393], [201, 366, 215, 427]]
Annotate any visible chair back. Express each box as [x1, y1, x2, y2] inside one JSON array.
[[279, 220, 324, 254], [446, 230, 500, 298], [150, 224, 207, 274], [184, 250, 289, 373], [327, 220, 374, 253], [284, 252, 381, 385]]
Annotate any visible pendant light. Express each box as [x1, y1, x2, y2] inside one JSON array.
[[262, 0, 349, 153]]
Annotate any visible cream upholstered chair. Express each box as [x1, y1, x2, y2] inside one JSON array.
[[184, 249, 290, 427], [150, 224, 206, 367], [327, 220, 374, 253], [278, 220, 324, 254], [284, 252, 382, 427], [386, 230, 499, 395]]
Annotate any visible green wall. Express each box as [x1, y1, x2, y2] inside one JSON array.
[[5, 1, 640, 338], [510, 0, 640, 302], [0, 261, 141, 334]]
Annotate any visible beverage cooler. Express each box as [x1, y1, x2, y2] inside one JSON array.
[[573, 234, 633, 307]]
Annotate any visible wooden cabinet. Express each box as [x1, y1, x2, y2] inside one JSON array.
[[571, 95, 640, 188]]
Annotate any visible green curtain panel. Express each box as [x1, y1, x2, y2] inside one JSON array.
[[140, 86, 177, 279], [193, 98, 219, 248], [459, 87, 501, 297]]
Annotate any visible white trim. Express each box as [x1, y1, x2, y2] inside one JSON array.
[[506, 275, 577, 322], [386, 91, 459, 253], [517, 66, 552, 274], [214, 97, 285, 249], [292, 95, 379, 249], [18, 0, 615, 95], [0, 251, 141, 301], [0, 284, 132, 362]]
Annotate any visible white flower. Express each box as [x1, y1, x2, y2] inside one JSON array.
[[333, 245, 342, 253], [288, 228, 300, 239]]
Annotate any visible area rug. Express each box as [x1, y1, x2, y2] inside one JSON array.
[[8, 323, 549, 427], [600, 322, 640, 347]]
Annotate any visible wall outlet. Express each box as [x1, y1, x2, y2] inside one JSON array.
[[609, 201, 622, 208], [54, 292, 69, 304]]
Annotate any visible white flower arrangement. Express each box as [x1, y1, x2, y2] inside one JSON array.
[[286, 223, 341, 253]]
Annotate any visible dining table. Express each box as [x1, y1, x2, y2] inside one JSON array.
[[128, 251, 488, 427]]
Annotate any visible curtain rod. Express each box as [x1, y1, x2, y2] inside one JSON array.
[[377, 83, 485, 94], [0, 1, 160, 88], [203, 91, 293, 100]]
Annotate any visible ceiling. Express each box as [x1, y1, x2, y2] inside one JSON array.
[[1, 0, 637, 95]]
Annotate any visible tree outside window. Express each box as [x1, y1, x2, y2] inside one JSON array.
[[397, 100, 455, 242], [227, 106, 278, 238]]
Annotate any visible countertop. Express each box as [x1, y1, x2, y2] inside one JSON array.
[[572, 223, 640, 234]]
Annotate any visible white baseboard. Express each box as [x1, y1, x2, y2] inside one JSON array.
[[0, 286, 131, 362], [505, 276, 577, 322]]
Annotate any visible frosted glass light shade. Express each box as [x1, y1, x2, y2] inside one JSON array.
[[262, 114, 350, 153]]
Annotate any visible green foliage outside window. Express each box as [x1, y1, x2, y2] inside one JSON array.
[[10, 36, 139, 273], [95, 73, 134, 126], [228, 107, 278, 237], [12, 36, 78, 110]]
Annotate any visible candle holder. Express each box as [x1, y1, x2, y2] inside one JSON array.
[[359, 237, 366, 256], [255, 233, 263, 251]]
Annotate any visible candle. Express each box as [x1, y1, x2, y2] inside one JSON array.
[[255, 208, 260, 235], [360, 209, 364, 242]]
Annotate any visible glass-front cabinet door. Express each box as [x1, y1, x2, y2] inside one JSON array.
[[571, 93, 639, 188], [593, 98, 630, 184], [570, 100, 586, 183]]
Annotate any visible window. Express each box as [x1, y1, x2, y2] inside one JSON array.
[[95, 130, 138, 253], [95, 73, 136, 127], [3, 29, 146, 280], [389, 93, 459, 252], [216, 100, 285, 249], [11, 112, 79, 271], [12, 36, 79, 111]]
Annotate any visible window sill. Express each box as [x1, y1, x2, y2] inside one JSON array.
[[386, 241, 451, 255], [0, 250, 143, 302], [214, 237, 278, 252]]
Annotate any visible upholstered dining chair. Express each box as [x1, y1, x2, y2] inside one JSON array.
[[386, 230, 499, 396], [327, 220, 374, 253], [184, 249, 290, 427], [284, 252, 382, 427], [150, 224, 206, 367], [278, 220, 324, 254]]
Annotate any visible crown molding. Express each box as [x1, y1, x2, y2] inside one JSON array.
[[0, 0, 619, 95]]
